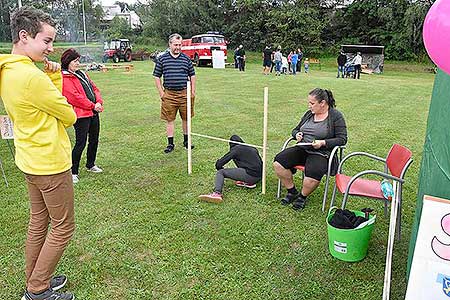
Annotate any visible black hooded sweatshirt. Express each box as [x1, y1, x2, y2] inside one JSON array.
[[215, 135, 263, 178]]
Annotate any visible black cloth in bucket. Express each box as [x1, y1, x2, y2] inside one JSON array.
[[329, 209, 368, 229]]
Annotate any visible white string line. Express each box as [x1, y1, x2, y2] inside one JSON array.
[[191, 132, 267, 150]]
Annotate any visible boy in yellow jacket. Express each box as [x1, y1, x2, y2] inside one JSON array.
[[0, 7, 77, 300]]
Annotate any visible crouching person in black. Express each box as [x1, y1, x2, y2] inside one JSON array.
[[199, 135, 263, 203], [273, 88, 347, 210]]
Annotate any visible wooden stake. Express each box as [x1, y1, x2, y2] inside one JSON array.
[[187, 82, 192, 174]]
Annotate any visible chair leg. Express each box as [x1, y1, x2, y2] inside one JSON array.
[[396, 186, 403, 240], [322, 174, 331, 212], [277, 178, 282, 198], [341, 193, 349, 209], [330, 182, 338, 208]]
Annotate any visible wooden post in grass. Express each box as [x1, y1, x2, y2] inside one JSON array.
[[261, 87, 268, 195], [187, 82, 192, 174]]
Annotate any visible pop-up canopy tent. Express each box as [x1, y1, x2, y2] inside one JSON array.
[[341, 45, 385, 74], [407, 69, 450, 273]]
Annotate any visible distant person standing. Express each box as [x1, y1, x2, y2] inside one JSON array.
[[304, 58, 310, 73], [287, 51, 293, 73], [237, 44, 246, 71], [281, 55, 288, 75], [262, 45, 272, 75], [291, 51, 299, 75], [297, 48, 303, 72], [0, 6, 77, 300], [270, 50, 275, 73], [233, 47, 239, 68], [153, 33, 196, 153], [352, 52, 362, 79], [274, 46, 282, 76], [337, 51, 347, 78]]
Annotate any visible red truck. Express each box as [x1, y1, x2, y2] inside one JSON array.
[[181, 33, 227, 66]]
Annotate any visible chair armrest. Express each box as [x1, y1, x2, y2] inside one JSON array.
[[281, 137, 296, 151], [337, 152, 386, 173], [327, 145, 346, 176], [342, 170, 404, 209], [345, 170, 405, 195]]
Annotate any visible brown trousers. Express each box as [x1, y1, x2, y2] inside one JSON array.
[[24, 169, 75, 293]]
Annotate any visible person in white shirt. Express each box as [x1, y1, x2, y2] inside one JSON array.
[[352, 52, 362, 79], [281, 55, 288, 74]]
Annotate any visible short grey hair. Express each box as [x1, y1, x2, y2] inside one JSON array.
[[168, 33, 182, 44]]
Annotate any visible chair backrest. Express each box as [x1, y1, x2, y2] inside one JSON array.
[[386, 144, 413, 178]]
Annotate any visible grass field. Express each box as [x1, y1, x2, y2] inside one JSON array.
[[0, 59, 434, 299]]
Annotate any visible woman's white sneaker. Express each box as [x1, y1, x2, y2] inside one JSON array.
[[72, 174, 79, 184], [87, 165, 103, 173]]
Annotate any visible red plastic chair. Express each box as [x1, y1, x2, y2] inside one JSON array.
[[330, 144, 413, 239], [276, 137, 345, 212]]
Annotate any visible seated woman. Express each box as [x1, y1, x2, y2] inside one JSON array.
[[273, 88, 347, 210]]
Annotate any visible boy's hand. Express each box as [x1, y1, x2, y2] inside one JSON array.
[[43, 58, 61, 73]]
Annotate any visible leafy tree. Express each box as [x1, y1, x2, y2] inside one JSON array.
[[0, 0, 436, 60], [104, 16, 134, 40]]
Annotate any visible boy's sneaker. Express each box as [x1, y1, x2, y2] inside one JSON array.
[[235, 181, 256, 189], [281, 192, 299, 206], [72, 174, 79, 184], [164, 144, 175, 153], [198, 192, 223, 203], [22, 288, 75, 300], [86, 165, 103, 173], [50, 274, 67, 291], [183, 141, 194, 150]]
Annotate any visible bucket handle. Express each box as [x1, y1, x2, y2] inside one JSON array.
[[327, 206, 339, 219]]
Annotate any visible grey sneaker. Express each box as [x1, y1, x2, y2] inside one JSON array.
[[22, 288, 75, 300], [50, 274, 67, 291], [86, 165, 103, 173]]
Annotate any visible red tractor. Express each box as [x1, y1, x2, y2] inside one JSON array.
[[102, 39, 132, 63]]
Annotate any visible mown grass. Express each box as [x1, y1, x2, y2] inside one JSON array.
[[0, 59, 434, 299]]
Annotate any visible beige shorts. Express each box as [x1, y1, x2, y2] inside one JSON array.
[[160, 89, 195, 122]]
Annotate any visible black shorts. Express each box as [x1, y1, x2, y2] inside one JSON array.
[[263, 59, 272, 67], [274, 146, 328, 181]]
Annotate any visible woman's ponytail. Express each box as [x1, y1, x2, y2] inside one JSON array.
[[309, 88, 336, 108]]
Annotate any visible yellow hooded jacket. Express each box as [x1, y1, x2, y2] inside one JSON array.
[[0, 54, 76, 175]]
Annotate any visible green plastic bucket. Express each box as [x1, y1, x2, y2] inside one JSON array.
[[327, 207, 376, 262]]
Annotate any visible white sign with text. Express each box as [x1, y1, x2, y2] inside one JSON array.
[[0, 115, 13, 139], [406, 195, 450, 299], [212, 50, 225, 69]]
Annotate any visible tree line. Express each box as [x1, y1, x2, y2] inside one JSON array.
[[0, 0, 434, 60]]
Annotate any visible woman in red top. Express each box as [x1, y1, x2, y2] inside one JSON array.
[[61, 48, 104, 183]]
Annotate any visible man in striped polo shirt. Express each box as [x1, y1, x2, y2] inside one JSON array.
[[153, 33, 196, 153]]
